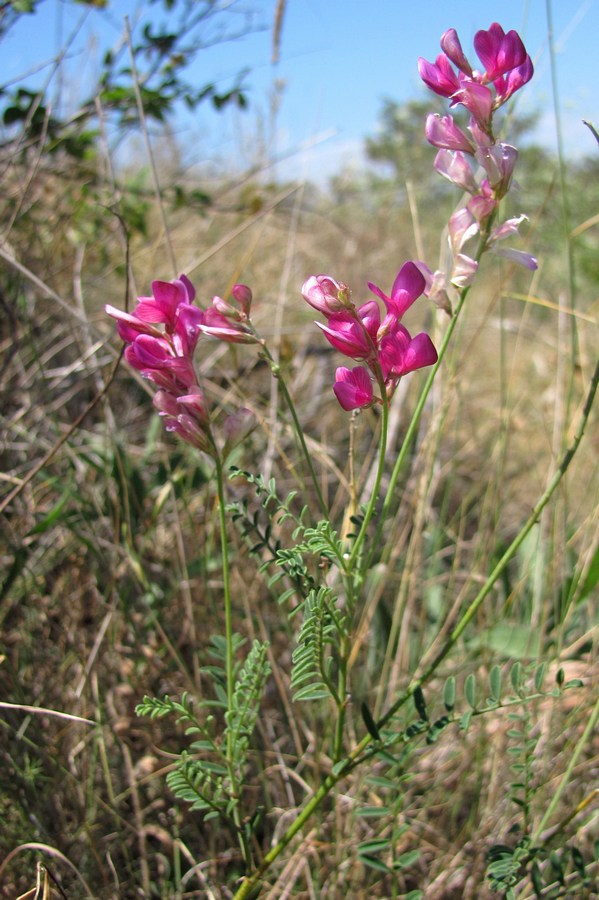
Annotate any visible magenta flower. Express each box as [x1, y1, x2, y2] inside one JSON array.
[[333, 366, 374, 411], [107, 274, 203, 356], [379, 327, 438, 382], [316, 301, 380, 360], [473, 23, 527, 83], [367, 260, 426, 320], [495, 56, 534, 105], [134, 274, 196, 329], [417, 53, 461, 99]]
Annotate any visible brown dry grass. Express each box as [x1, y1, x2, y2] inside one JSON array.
[[1, 118, 598, 899]]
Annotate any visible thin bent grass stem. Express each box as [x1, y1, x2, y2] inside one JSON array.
[[259, 339, 329, 520]]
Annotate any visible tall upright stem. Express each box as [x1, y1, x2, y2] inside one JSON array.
[[347, 379, 390, 570], [215, 457, 251, 868], [215, 457, 234, 722]]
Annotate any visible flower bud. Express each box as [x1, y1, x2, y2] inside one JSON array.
[[231, 284, 253, 316], [440, 28, 473, 76], [302, 274, 351, 316]]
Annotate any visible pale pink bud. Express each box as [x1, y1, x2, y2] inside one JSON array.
[[412, 260, 452, 313], [451, 254, 478, 288], [468, 119, 493, 150], [153, 390, 180, 418], [178, 388, 209, 426], [212, 295, 240, 318], [201, 308, 257, 344], [490, 215, 528, 242], [468, 192, 497, 222], [302, 274, 351, 316], [476, 142, 518, 195], [171, 413, 215, 456], [449, 207, 479, 251], [435, 150, 479, 194], [490, 246, 538, 269]]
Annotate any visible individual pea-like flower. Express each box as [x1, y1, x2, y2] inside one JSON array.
[[425, 114, 475, 153], [333, 366, 374, 411], [316, 301, 380, 361], [434, 149, 479, 194], [487, 215, 538, 269], [379, 326, 439, 383], [368, 260, 427, 322]]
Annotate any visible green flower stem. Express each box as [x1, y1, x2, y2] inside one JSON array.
[[347, 377, 390, 571], [333, 634, 349, 761], [362, 222, 493, 580], [215, 457, 235, 731], [232, 740, 366, 900], [232, 357, 598, 898], [215, 456, 251, 869]]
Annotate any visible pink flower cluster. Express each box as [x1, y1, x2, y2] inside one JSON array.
[[302, 263, 438, 411], [106, 276, 256, 457], [418, 23, 536, 301]]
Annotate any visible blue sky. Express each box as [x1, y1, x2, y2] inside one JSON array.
[[3, 0, 598, 182]]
